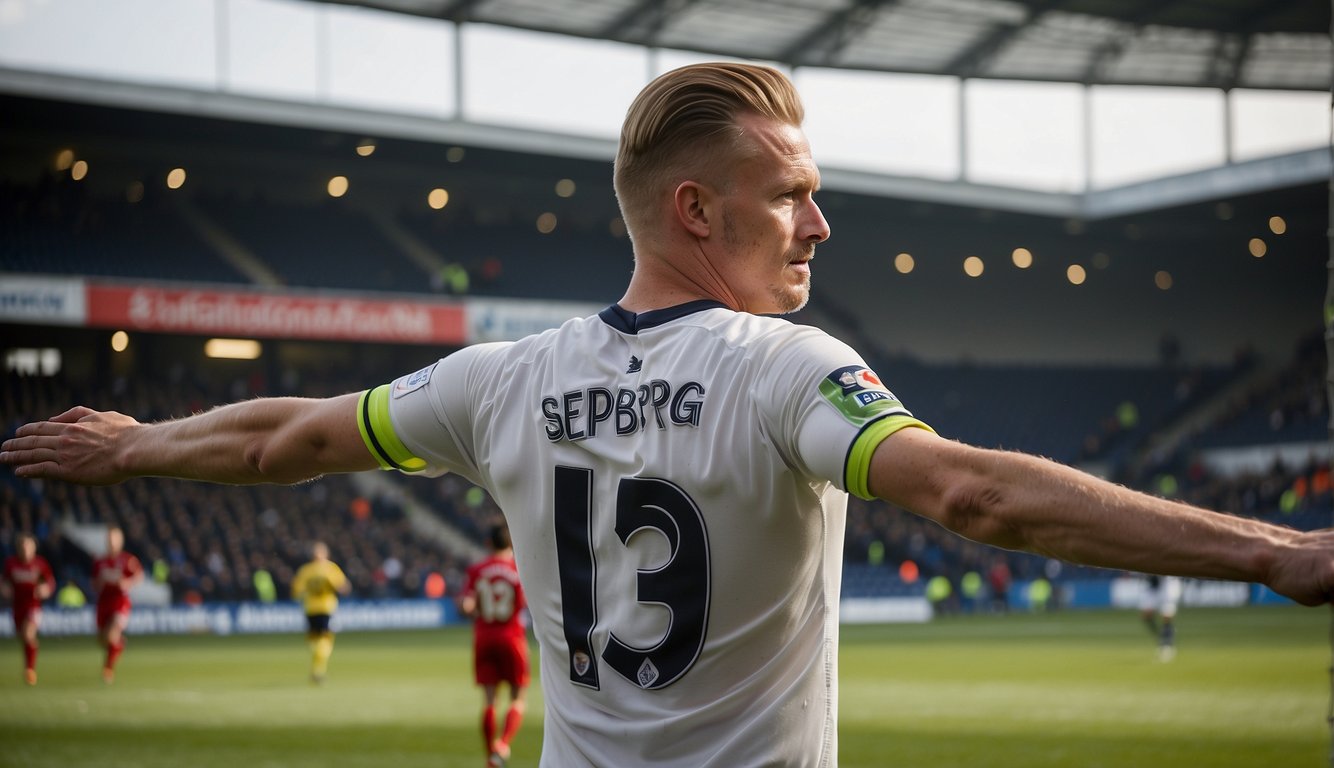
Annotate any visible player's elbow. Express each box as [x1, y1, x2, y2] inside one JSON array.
[[936, 474, 1024, 550], [247, 435, 319, 485]]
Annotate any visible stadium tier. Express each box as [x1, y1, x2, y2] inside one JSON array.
[[2, 329, 1326, 608], [1, 92, 1328, 611]]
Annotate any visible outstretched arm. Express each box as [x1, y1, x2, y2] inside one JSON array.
[[0, 393, 377, 486], [458, 593, 478, 619], [869, 426, 1334, 606]]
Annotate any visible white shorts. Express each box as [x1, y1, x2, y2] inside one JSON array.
[[1140, 576, 1182, 618]]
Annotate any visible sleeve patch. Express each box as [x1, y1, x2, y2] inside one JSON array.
[[392, 363, 437, 399], [818, 365, 908, 427]]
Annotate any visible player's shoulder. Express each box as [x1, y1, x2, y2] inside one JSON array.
[[703, 309, 845, 353]]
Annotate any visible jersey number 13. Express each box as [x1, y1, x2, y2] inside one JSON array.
[[553, 465, 711, 691]]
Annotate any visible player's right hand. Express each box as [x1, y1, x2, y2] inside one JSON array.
[[1, 407, 141, 486], [1265, 528, 1334, 607]]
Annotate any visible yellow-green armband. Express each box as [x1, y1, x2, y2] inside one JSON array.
[[844, 416, 935, 501], [357, 385, 428, 472]]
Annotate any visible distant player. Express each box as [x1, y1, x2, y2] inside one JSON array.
[[93, 525, 143, 684], [1140, 574, 1183, 661], [460, 522, 529, 768], [2, 533, 55, 685], [291, 540, 350, 684]]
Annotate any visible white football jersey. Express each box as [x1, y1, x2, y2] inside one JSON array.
[[358, 301, 930, 767]]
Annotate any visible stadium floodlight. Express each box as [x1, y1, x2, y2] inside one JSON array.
[[204, 338, 262, 360]]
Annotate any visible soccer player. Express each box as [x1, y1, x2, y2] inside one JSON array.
[[460, 522, 529, 767], [2, 533, 55, 685], [93, 525, 142, 684], [1140, 574, 1183, 661], [4, 63, 1334, 766], [291, 540, 350, 684]]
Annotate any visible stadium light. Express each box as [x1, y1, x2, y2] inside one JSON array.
[[110, 331, 129, 352], [167, 168, 187, 189], [963, 256, 984, 277], [1248, 237, 1267, 258], [54, 149, 74, 171], [205, 338, 262, 360], [1011, 247, 1033, 269], [355, 139, 377, 157], [1067, 264, 1087, 285], [327, 176, 349, 198], [1268, 216, 1286, 235], [555, 178, 576, 198], [71, 160, 88, 181], [894, 252, 915, 274], [446, 147, 465, 163], [537, 212, 557, 234], [1154, 270, 1173, 290], [428, 188, 449, 209]]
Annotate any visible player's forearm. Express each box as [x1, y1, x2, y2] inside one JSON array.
[[4, 393, 374, 486], [120, 398, 316, 484], [941, 448, 1295, 584]]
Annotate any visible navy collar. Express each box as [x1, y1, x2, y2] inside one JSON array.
[[598, 300, 731, 334]]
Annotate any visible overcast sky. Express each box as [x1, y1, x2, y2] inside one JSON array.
[[0, 0, 1328, 192]]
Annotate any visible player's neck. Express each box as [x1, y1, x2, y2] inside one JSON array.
[[620, 245, 742, 314]]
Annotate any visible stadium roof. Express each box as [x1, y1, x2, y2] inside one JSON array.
[[311, 0, 1332, 91]]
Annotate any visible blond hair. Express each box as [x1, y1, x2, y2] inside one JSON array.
[[613, 62, 804, 241]]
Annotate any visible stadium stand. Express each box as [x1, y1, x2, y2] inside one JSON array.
[[0, 355, 489, 605], [0, 94, 1327, 613], [0, 174, 246, 285], [4, 323, 1324, 610]]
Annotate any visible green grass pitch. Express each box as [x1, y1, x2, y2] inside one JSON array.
[[0, 605, 1325, 767]]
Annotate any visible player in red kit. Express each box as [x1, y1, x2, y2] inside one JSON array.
[[2, 533, 55, 685], [92, 525, 142, 684], [460, 522, 530, 768]]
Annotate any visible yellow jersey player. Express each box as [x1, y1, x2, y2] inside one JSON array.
[[291, 541, 350, 684]]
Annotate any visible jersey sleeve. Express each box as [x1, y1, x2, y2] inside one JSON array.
[[757, 327, 933, 500], [356, 343, 512, 485], [331, 563, 348, 590]]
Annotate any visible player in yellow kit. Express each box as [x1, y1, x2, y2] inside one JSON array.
[[291, 541, 350, 684]]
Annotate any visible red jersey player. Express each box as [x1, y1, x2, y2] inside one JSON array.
[[92, 525, 142, 684], [2, 533, 55, 685], [460, 522, 529, 768]]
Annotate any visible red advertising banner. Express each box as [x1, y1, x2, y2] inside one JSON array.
[[85, 284, 466, 345]]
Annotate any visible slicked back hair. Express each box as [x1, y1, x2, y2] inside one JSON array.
[[613, 62, 804, 243]]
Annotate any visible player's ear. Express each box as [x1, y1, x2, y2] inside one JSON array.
[[674, 180, 712, 238]]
